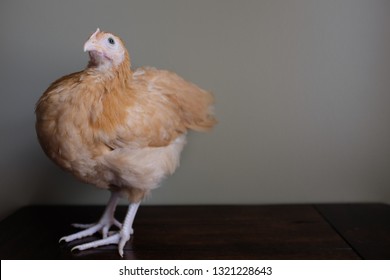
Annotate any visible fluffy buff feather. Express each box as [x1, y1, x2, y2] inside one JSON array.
[[35, 29, 216, 202]]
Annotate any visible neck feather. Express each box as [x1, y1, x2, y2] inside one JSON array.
[[86, 51, 132, 85]]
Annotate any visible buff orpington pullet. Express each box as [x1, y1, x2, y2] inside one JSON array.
[[35, 28, 216, 257]]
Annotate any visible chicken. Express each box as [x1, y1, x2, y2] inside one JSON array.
[[35, 28, 216, 257]]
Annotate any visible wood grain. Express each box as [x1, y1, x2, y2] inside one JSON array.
[[316, 203, 390, 260], [0, 205, 377, 260]]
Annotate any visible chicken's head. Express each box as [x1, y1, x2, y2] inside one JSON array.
[[84, 28, 128, 69]]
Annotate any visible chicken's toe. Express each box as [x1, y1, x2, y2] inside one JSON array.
[[71, 223, 95, 229], [71, 233, 121, 252], [60, 223, 104, 243]]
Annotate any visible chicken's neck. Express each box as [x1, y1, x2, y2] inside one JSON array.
[[86, 58, 132, 88]]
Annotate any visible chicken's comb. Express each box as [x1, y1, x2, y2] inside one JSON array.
[[90, 28, 101, 38]]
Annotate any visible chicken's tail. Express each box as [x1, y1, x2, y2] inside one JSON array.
[[169, 76, 217, 132], [147, 68, 217, 132], [181, 86, 216, 132]]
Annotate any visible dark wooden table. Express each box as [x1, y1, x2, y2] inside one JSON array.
[[0, 204, 389, 259]]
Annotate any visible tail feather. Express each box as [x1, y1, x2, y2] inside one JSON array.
[[154, 69, 217, 132], [176, 84, 216, 132]]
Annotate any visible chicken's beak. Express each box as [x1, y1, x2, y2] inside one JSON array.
[[84, 40, 96, 52], [84, 28, 101, 52]]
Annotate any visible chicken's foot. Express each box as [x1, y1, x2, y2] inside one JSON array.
[[71, 201, 140, 257], [59, 191, 121, 242]]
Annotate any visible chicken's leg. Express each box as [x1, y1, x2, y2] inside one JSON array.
[[71, 201, 140, 257], [60, 191, 121, 243]]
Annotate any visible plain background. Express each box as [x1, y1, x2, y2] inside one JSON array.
[[1, 0, 390, 221]]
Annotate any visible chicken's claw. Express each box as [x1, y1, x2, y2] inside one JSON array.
[[71, 228, 133, 257]]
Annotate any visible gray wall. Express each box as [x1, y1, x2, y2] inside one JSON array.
[[1, 0, 390, 220]]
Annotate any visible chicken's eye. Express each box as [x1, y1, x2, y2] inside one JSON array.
[[108, 37, 115, 45]]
